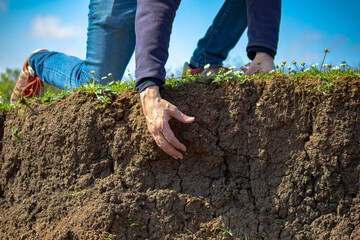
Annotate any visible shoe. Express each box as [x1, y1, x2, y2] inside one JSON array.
[[182, 62, 229, 77], [182, 62, 205, 76], [11, 49, 48, 103]]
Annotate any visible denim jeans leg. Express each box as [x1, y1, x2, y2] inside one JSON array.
[[28, 0, 136, 90], [86, 0, 136, 85], [190, 0, 247, 68], [28, 51, 92, 89]]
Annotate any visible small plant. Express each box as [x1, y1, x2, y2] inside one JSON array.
[[311, 78, 338, 95], [80, 76, 134, 108], [340, 60, 349, 71], [12, 125, 21, 141], [224, 191, 229, 202], [71, 190, 85, 198], [319, 48, 329, 73], [0, 49, 359, 114], [105, 234, 116, 240], [300, 62, 306, 71], [129, 217, 147, 229], [292, 60, 300, 72], [18, 97, 37, 115], [215, 226, 233, 237], [82, 77, 96, 95]]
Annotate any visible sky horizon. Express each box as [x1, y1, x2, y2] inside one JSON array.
[[0, 0, 359, 80]]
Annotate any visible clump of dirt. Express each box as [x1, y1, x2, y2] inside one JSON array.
[[0, 76, 359, 239]]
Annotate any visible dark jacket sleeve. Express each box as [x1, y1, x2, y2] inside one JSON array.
[[246, 0, 281, 60], [134, 0, 181, 93]]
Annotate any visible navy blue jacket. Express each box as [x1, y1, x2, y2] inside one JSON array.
[[135, 0, 281, 93]]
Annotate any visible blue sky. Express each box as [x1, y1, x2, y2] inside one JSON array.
[[0, 0, 359, 79]]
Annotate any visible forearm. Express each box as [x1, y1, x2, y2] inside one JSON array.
[[246, 0, 281, 60], [135, 0, 181, 93]]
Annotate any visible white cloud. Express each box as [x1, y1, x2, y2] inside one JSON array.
[[287, 29, 323, 56], [0, 0, 8, 12], [29, 15, 78, 40]]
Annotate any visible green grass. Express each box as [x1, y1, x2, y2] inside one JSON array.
[[71, 190, 86, 198], [214, 226, 233, 237], [128, 217, 147, 229], [11, 125, 21, 141], [0, 68, 61, 107], [0, 59, 359, 113], [104, 233, 116, 240]]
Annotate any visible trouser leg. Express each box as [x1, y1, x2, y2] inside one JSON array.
[[190, 0, 247, 68], [28, 0, 137, 89]]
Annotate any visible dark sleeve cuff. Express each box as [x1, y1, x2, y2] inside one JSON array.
[[135, 77, 165, 93], [247, 46, 276, 60]]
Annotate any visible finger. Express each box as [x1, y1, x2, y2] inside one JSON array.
[[170, 107, 195, 124], [246, 68, 260, 76], [244, 70, 251, 76], [153, 131, 183, 159], [161, 121, 186, 152], [244, 65, 256, 76]]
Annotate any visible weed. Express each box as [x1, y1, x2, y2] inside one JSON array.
[[12, 125, 21, 141], [280, 61, 286, 73], [311, 77, 338, 95], [129, 217, 147, 229], [79, 77, 135, 108], [104, 234, 116, 240], [319, 48, 329, 73], [18, 97, 37, 115], [292, 60, 300, 72], [71, 190, 85, 198], [224, 191, 229, 202], [214, 226, 233, 237], [0, 50, 359, 113], [82, 77, 96, 95], [0, 68, 61, 103]]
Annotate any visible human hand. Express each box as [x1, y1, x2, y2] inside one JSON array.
[[241, 52, 275, 75], [140, 86, 195, 159]]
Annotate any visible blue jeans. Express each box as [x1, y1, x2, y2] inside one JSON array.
[[28, 0, 137, 89], [190, 0, 247, 68]]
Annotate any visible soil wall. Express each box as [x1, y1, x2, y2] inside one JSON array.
[[0, 76, 359, 239]]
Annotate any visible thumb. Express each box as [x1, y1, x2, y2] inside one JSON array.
[[171, 108, 195, 124]]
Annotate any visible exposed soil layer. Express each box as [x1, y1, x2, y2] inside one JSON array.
[[0, 76, 359, 239]]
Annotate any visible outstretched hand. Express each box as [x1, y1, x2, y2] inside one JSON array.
[[140, 86, 195, 159]]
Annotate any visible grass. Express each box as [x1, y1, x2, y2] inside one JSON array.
[[104, 233, 116, 240], [71, 190, 86, 198], [214, 226, 251, 239], [129, 217, 147, 230], [214, 226, 233, 237], [0, 49, 359, 113], [11, 125, 21, 140], [0, 68, 61, 104]]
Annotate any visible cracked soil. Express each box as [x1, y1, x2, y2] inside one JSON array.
[[0, 76, 359, 239]]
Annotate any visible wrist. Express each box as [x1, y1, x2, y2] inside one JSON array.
[[140, 85, 161, 102], [254, 52, 274, 60]]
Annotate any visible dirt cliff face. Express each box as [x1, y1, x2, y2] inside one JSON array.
[[0, 76, 359, 239]]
